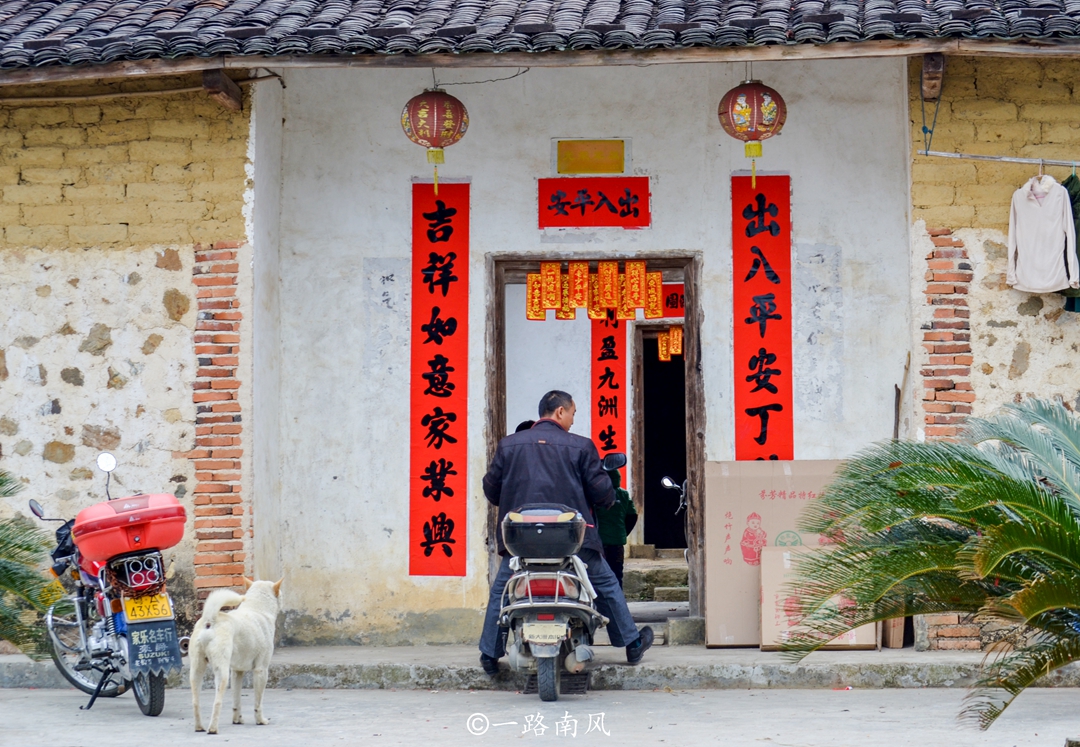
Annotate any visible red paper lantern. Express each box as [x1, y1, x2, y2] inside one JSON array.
[[718, 80, 787, 185], [401, 89, 469, 165]]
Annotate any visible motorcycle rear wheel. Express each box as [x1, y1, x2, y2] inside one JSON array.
[[47, 603, 123, 698], [537, 657, 559, 702], [132, 672, 166, 716]]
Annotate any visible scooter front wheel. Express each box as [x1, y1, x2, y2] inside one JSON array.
[[537, 657, 559, 702], [132, 671, 166, 716]]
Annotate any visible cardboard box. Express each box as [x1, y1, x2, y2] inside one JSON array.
[[882, 616, 905, 648], [760, 547, 878, 651], [704, 460, 842, 647]]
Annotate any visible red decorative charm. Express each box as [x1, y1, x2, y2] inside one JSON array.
[[718, 81, 787, 186]]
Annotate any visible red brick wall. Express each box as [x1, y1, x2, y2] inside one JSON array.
[[920, 228, 982, 651], [921, 228, 974, 439], [186, 240, 248, 601]]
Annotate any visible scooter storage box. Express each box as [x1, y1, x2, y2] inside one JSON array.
[[72, 494, 186, 562], [502, 504, 586, 558]]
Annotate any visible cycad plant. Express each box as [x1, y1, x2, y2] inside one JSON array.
[[782, 397, 1080, 729], [0, 469, 54, 655]]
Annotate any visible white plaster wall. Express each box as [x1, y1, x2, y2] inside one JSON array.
[[251, 75, 284, 583], [504, 284, 592, 438], [273, 59, 911, 640]]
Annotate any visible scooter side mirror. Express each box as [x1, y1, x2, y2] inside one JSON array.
[[96, 452, 117, 473], [661, 476, 678, 490], [28, 499, 45, 519], [602, 452, 627, 472]]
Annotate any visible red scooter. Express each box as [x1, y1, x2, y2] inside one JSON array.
[[29, 452, 186, 715]]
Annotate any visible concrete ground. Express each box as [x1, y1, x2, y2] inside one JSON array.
[[9, 645, 1080, 691], [2, 686, 1079, 746]]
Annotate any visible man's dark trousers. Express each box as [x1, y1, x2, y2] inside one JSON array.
[[603, 544, 625, 587], [479, 548, 641, 658]]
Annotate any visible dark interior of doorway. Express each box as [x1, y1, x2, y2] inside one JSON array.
[[642, 336, 687, 549]]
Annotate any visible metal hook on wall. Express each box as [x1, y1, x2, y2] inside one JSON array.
[[1039, 158, 1045, 177]]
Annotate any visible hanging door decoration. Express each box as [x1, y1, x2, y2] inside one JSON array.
[[410, 182, 469, 576], [538, 177, 651, 229], [662, 283, 685, 318], [591, 312, 627, 479], [732, 175, 793, 461]]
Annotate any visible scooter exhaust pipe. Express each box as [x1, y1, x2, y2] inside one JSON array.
[[508, 640, 534, 670], [564, 645, 593, 674]]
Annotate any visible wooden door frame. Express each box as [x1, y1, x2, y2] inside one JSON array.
[[484, 252, 706, 618]]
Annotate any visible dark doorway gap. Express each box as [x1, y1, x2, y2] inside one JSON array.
[[642, 336, 687, 549]]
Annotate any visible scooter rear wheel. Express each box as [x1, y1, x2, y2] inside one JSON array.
[[46, 601, 122, 698], [537, 657, 559, 702], [132, 671, 166, 716]]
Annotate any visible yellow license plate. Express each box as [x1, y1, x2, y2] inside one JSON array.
[[522, 623, 566, 644], [123, 594, 173, 622]]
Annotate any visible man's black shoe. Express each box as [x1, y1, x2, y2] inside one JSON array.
[[480, 653, 500, 676], [626, 626, 654, 664]]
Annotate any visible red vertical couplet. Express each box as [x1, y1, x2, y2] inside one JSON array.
[[731, 175, 793, 461], [410, 183, 469, 576], [591, 313, 627, 481]]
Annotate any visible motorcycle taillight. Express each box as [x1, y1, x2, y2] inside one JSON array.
[[514, 576, 579, 599]]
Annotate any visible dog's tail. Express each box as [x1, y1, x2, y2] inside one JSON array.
[[198, 589, 244, 628]]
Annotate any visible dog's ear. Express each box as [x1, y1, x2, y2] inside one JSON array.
[[272, 577, 284, 597], [242, 576, 254, 589]]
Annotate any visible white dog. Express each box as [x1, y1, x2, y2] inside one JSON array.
[[189, 577, 283, 734]]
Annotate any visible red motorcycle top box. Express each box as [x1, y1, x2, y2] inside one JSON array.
[[72, 494, 186, 562]]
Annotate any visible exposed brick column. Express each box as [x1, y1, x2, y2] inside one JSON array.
[[921, 228, 975, 439], [919, 227, 982, 650], [189, 240, 247, 601]]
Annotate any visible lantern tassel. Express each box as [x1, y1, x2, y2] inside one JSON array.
[[751, 158, 756, 188], [434, 165, 439, 196]]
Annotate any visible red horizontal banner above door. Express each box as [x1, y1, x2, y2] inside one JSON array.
[[538, 176, 651, 229]]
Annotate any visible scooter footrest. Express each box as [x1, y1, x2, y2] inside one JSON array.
[[522, 672, 590, 695]]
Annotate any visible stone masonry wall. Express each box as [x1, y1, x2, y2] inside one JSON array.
[[0, 77, 250, 630], [910, 57, 1080, 650]]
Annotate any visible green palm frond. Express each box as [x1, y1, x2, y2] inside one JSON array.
[[0, 470, 23, 499], [0, 472, 55, 657], [963, 633, 1080, 729], [781, 399, 1080, 729]]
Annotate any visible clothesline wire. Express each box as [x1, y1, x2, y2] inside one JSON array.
[[920, 150, 1080, 169]]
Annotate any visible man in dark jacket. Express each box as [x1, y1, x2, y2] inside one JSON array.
[[479, 390, 653, 675]]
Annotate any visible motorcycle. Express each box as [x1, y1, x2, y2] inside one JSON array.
[[28, 452, 186, 716], [498, 452, 627, 702]]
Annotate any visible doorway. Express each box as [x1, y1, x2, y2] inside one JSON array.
[[485, 254, 707, 616], [639, 335, 687, 549]]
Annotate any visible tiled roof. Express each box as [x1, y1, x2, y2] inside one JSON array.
[[0, 0, 1077, 67]]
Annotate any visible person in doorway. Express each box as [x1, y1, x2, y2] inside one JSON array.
[[596, 468, 637, 587], [479, 390, 654, 675], [514, 419, 535, 433]]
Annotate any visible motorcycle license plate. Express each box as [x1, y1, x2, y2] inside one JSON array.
[[124, 594, 173, 622], [522, 623, 566, 644]]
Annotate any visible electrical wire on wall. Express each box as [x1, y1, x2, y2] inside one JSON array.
[[431, 67, 530, 89]]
